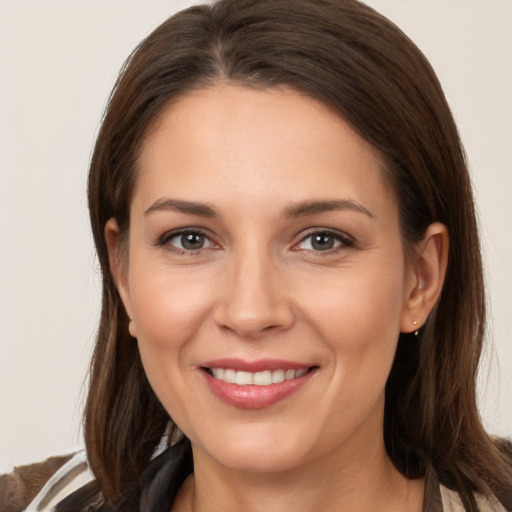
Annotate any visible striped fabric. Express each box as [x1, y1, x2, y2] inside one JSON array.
[[4, 449, 506, 512]]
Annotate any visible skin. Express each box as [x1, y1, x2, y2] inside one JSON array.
[[107, 84, 448, 512]]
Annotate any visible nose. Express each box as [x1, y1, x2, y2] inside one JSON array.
[[213, 246, 295, 339]]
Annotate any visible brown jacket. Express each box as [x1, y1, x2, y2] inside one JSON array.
[[1, 452, 507, 512]]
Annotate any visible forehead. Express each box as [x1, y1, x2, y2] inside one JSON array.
[[133, 84, 396, 218]]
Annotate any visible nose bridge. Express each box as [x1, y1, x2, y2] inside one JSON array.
[[215, 239, 293, 338]]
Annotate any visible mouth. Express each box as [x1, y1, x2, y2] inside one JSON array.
[[199, 360, 318, 409], [202, 367, 311, 385]]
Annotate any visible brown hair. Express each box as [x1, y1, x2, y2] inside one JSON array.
[[80, 0, 511, 510]]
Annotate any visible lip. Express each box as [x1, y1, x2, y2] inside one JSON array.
[[198, 358, 317, 409], [199, 358, 312, 372]]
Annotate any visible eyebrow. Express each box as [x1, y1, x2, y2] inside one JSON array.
[[144, 198, 217, 217], [283, 199, 373, 218], [143, 198, 373, 219]]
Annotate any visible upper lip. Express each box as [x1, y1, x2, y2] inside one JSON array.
[[199, 358, 313, 372]]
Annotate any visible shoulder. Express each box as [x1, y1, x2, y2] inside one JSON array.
[[0, 451, 95, 512], [440, 484, 508, 512]]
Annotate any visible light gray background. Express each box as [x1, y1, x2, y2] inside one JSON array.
[[1, 0, 511, 473]]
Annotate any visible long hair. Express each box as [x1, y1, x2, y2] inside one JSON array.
[[80, 0, 511, 509]]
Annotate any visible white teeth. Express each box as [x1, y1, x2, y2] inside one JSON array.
[[235, 371, 253, 385], [209, 367, 309, 385], [285, 369, 296, 380], [271, 369, 285, 383], [224, 369, 236, 383], [253, 371, 272, 385], [212, 368, 224, 379]]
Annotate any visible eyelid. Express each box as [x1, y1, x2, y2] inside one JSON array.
[[292, 228, 354, 252], [153, 226, 353, 255], [155, 227, 219, 253]]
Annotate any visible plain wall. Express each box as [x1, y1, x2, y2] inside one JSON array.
[[1, 0, 511, 474]]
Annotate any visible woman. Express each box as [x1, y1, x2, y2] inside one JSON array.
[[17, 0, 512, 510]]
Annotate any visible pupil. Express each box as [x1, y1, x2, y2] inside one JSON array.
[[182, 233, 204, 250], [312, 234, 334, 250]]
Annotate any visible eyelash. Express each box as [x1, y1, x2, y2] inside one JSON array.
[[155, 228, 217, 255], [155, 228, 354, 255], [293, 229, 354, 254]]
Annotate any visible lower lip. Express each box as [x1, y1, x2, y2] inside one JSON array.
[[202, 369, 316, 409]]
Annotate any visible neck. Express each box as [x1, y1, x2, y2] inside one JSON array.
[[173, 430, 424, 512]]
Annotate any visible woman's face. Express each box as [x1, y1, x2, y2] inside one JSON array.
[[113, 84, 419, 473]]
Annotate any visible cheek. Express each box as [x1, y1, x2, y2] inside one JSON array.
[[127, 265, 217, 421], [127, 263, 218, 400], [299, 261, 405, 344], [298, 257, 406, 403], [129, 262, 212, 345]]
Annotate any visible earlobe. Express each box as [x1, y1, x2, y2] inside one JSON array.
[[105, 218, 134, 324], [400, 222, 449, 333]]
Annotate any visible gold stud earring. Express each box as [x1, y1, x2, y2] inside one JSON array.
[[412, 320, 419, 336]]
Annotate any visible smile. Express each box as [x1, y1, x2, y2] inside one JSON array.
[[206, 368, 308, 386], [199, 360, 318, 409]]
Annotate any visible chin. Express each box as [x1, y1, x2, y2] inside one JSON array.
[[207, 445, 309, 474], [189, 422, 316, 474]]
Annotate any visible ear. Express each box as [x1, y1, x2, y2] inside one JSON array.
[[105, 218, 136, 337], [400, 222, 449, 333]]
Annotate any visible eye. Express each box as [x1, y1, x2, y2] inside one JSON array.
[[295, 230, 353, 252], [161, 230, 216, 252]]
